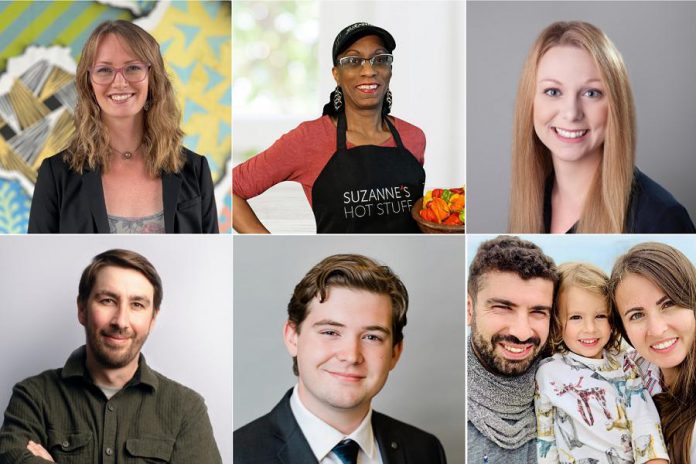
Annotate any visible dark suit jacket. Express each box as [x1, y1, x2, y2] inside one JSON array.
[[234, 389, 447, 464], [28, 148, 219, 233]]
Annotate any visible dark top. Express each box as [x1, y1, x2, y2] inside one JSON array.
[[234, 389, 447, 464], [0, 346, 222, 464], [543, 168, 695, 233], [28, 148, 219, 233]]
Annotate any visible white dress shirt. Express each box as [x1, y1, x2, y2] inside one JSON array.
[[290, 385, 383, 463]]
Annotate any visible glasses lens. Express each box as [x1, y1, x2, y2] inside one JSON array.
[[340, 56, 363, 68], [372, 54, 393, 67], [93, 66, 115, 84], [124, 64, 148, 82]]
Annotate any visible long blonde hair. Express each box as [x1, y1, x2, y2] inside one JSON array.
[[67, 20, 184, 175], [509, 21, 635, 233]]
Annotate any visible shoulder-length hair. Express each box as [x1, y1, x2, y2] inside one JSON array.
[[67, 20, 184, 175], [549, 262, 621, 355], [509, 21, 635, 233], [608, 242, 696, 463]]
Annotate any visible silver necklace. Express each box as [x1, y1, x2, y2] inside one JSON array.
[[111, 142, 143, 160]]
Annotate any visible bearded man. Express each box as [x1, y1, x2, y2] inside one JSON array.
[[467, 236, 558, 463], [0, 249, 221, 464]]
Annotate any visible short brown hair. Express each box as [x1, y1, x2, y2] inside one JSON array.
[[468, 235, 559, 304], [549, 262, 622, 355], [287, 254, 408, 375], [78, 249, 163, 310]]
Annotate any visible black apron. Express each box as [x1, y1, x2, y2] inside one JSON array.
[[311, 112, 425, 233]]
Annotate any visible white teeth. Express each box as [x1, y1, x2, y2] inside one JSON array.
[[556, 128, 587, 139], [652, 338, 677, 350], [579, 338, 598, 345], [502, 344, 525, 353], [110, 94, 133, 102], [357, 84, 378, 90]]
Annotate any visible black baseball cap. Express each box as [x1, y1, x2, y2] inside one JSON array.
[[332, 22, 396, 65]]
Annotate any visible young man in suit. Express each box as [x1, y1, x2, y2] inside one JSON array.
[[234, 254, 446, 463]]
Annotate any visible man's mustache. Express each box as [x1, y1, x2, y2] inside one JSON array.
[[491, 333, 541, 347], [100, 326, 134, 338]]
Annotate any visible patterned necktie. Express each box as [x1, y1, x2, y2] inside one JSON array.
[[331, 438, 359, 464]]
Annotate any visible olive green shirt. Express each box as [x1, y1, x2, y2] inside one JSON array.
[[0, 346, 222, 464]]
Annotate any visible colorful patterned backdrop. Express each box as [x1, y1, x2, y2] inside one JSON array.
[[0, 0, 232, 233]]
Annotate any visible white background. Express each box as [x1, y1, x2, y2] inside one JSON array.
[[0, 235, 233, 462]]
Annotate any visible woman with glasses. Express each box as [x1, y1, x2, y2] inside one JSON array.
[[508, 21, 694, 233], [233, 23, 426, 233], [28, 20, 218, 233]]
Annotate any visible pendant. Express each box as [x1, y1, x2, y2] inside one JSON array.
[[123, 151, 133, 160]]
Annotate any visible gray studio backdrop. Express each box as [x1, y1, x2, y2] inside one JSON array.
[[233, 235, 466, 462], [467, 1, 696, 232], [0, 235, 232, 462]]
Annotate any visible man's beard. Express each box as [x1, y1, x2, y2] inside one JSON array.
[[86, 325, 148, 369], [471, 328, 542, 377]]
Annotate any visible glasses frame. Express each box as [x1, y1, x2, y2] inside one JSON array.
[[89, 62, 151, 85], [337, 53, 394, 69]]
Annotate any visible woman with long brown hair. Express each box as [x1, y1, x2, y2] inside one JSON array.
[[28, 20, 218, 233], [509, 21, 693, 233], [610, 242, 696, 462]]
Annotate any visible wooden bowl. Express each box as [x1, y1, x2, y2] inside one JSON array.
[[411, 197, 465, 234]]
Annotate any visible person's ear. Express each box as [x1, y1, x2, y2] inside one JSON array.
[[77, 296, 87, 327], [283, 321, 299, 357], [467, 293, 474, 326], [389, 340, 403, 370], [332, 66, 339, 86]]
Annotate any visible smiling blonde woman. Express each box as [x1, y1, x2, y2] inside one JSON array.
[[28, 20, 218, 233], [509, 21, 694, 233]]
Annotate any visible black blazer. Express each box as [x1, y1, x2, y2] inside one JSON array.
[[543, 167, 695, 233], [28, 148, 218, 233], [233, 389, 447, 464]]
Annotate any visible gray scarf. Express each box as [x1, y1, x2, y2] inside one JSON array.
[[467, 338, 538, 449]]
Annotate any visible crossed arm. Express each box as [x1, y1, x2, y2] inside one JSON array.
[[0, 382, 55, 464]]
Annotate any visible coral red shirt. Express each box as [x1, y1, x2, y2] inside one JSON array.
[[233, 115, 426, 207]]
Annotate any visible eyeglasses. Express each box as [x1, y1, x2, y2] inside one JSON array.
[[337, 54, 393, 70], [89, 62, 151, 85]]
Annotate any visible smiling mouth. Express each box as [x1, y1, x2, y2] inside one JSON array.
[[327, 371, 365, 382], [578, 338, 599, 346], [499, 343, 533, 357], [109, 93, 135, 102], [356, 84, 379, 93], [651, 338, 678, 351], [554, 127, 588, 139]]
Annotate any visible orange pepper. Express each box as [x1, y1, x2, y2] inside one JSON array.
[[449, 194, 465, 213], [429, 197, 450, 223]]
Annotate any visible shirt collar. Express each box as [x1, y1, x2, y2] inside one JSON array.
[[61, 345, 159, 391], [289, 385, 377, 461]]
